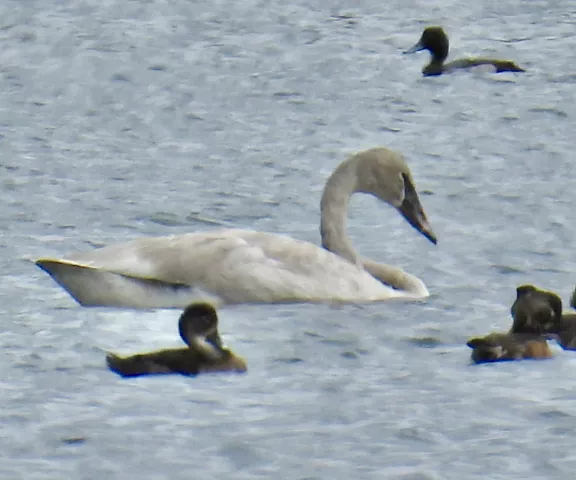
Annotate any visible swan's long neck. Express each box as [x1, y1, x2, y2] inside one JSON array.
[[320, 154, 429, 298], [362, 259, 429, 297], [320, 158, 359, 265]]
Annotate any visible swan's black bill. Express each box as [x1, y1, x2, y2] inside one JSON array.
[[399, 175, 437, 245]]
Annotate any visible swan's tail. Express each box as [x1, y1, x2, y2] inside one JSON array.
[[35, 258, 217, 309]]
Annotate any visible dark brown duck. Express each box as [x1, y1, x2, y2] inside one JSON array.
[[465, 283, 560, 364], [509, 284, 563, 335], [466, 332, 552, 364], [535, 285, 576, 350], [106, 303, 247, 378], [404, 26, 526, 77], [507, 283, 576, 351], [551, 313, 576, 350]]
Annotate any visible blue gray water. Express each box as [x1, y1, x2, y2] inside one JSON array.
[[1, 0, 575, 478]]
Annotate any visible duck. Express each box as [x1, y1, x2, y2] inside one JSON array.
[[530, 285, 576, 351], [509, 284, 563, 335], [404, 26, 526, 77], [35, 147, 437, 309], [549, 313, 576, 350], [106, 302, 247, 378], [466, 332, 552, 364]]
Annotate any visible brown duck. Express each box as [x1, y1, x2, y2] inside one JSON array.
[[466, 332, 552, 364], [466, 284, 559, 364], [404, 26, 526, 77], [509, 284, 563, 335], [106, 303, 247, 378], [534, 285, 576, 350]]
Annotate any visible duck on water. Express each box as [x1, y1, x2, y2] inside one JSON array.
[[106, 302, 247, 378], [404, 26, 526, 77], [510, 284, 576, 351]]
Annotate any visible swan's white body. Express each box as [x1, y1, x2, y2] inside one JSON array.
[[37, 229, 420, 308], [36, 147, 437, 308]]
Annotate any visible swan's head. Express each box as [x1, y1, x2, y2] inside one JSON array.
[[356, 148, 437, 244]]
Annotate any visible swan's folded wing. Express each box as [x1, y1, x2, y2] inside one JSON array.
[[35, 229, 403, 308]]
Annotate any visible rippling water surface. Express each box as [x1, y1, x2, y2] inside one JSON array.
[[1, 0, 575, 478]]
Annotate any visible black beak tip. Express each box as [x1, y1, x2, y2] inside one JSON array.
[[421, 228, 437, 245]]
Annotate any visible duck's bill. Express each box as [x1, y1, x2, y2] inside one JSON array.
[[403, 41, 424, 54], [398, 177, 437, 245]]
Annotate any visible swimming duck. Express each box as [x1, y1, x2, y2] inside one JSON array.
[[106, 303, 247, 378], [466, 332, 552, 364], [509, 284, 563, 335], [404, 26, 526, 76], [506, 284, 576, 351], [533, 285, 576, 350], [547, 313, 576, 350]]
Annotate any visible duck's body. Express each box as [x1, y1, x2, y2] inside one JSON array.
[[36, 147, 437, 309], [532, 286, 576, 350], [547, 313, 576, 351], [106, 348, 244, 377], [404, 26, 525, 77], [106, 303, 247, 378], [466, 332, 552, 364]]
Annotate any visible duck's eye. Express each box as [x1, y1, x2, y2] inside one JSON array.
[[194, 314, 214, 331]]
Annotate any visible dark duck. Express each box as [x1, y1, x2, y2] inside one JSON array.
[[466, 332, 552, 364], [404, 26, 526, 76], [106, 302, 247, 378], [465, 284, 560, 364], [512, 285, 576, 351]]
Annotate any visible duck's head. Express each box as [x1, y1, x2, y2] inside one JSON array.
[[179, 302, 247, 373], [467, 336, 506, 363], [511, 285, 563, 335], [515, 284, 538, 298], [404, 26, 449, 63], [178, 302, 221, 347]]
